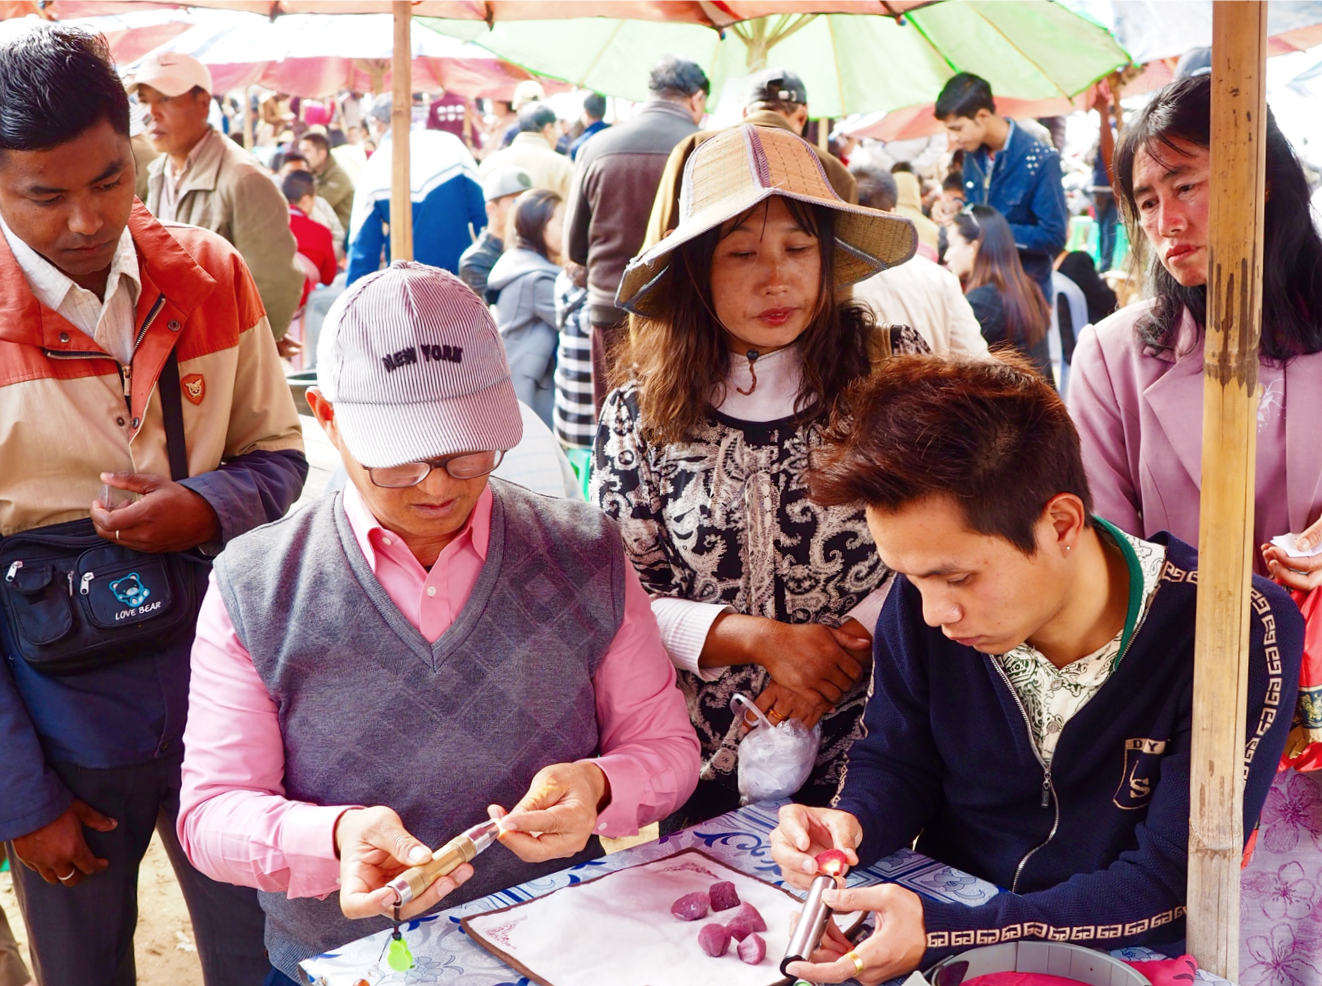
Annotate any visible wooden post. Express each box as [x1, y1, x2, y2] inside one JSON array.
[[1186, 3, 1268, 978], [390, 0, 413, 263]]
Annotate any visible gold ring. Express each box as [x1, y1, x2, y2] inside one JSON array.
[[845, 950, 865, 976], [767, 709, 786, 723]]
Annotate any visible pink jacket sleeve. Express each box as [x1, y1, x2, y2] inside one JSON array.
[[177, 574, 353, 899], [1068, 323, 1144, 534], [589, 561, 702, 835]]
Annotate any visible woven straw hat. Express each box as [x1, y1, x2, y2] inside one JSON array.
[[616, 125, 917, 317]]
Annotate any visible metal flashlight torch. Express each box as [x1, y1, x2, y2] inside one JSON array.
[[384, 819, 500, 907], [781, 873, 835, 977]]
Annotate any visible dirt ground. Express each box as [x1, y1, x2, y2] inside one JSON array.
[[1, 834, 203, 985]]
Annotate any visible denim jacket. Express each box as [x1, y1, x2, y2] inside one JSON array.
[[962, 121, 1069, 291]]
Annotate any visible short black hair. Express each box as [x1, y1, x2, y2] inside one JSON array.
[[299, 131, 330, 154], [890, 161, 913, 174], [935, 73, 995, 122], [810, 352, 1093, 555], [648, 55, 710, 98], [281, 170, 316, 204], [851, 163, 898, 213], [518, 103, 556, 133], [583, 93, 607, 120], [281, 151, 308, 167], [0, 27, 129, 155], [942, 172, 964, 192]]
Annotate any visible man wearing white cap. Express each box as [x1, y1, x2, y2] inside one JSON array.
[[176, 262, 701, 983], [129, 51, 304, 354], [459, 164, 532, 303]]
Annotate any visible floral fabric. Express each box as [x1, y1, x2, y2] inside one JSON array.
[[1241, 769, 1322, 986], [592, 326, 930, 822], [995, 528, 1167, 764]]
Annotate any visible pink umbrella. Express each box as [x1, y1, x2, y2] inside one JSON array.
[[123, 9, 559, 99]]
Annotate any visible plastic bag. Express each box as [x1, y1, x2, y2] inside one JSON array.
[[731, 693, 822, 804]]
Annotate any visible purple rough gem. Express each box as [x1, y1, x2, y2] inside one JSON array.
[[708, 880, 741, 912], [727, 902, 766, 933], [737, 933, 766, 965], [670, 892, 710, 922], [698, 922, 731, 957]]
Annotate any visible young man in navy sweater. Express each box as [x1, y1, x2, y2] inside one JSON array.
[[772, 354, 1302, 985]]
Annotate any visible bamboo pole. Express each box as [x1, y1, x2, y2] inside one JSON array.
[[1186, 3, 1268, 978], [390, 0, 413, 263]]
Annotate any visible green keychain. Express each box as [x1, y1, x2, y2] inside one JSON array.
[[386, 906, 415, 972]]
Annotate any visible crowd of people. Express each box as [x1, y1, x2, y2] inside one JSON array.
[[0, 21, 1320, 986]]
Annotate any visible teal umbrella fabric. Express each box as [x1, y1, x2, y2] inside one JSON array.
[[419, 2, 1131, 118]]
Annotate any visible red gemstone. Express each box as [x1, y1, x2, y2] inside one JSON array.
[[815, 849, 850, 877]]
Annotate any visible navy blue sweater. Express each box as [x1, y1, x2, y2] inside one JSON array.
[[835, 533, 1302, 965]]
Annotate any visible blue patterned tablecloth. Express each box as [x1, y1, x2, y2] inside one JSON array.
[[299, 799, 999, 985], [300, 792, 1259, 986]]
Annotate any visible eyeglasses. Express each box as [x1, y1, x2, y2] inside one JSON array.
[[365, 450, 505, 489]]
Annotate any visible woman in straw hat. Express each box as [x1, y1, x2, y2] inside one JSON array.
[[592, 124, 924, 822]]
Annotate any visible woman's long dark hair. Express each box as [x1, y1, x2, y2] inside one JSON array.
[[618, 197, 882, 444], [509, 188, 561, 259], [1113, 74, 1322, 363], [953, 205, 1049, 347]]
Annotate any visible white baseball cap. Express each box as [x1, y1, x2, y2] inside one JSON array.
[[316, 262, 523, 469], [126, 51, 213, 99], [482, 166, 532, 202]]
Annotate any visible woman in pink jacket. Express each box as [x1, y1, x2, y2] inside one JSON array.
[[1069, 75, 1322, 593]]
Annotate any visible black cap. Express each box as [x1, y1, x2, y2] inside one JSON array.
[[746, 67, 807, 107]]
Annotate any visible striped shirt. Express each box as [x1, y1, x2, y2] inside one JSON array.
[[553, 271, 596, 449]]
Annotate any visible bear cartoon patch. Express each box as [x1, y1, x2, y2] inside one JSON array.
[[110, 573, 150, 609]]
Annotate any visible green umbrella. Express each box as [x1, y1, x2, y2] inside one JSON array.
[[418, 2, 1130, 119]]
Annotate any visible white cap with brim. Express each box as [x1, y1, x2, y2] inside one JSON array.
[[482, 166, 533, 202], [615, 125, 917, 319], [316, 262, 523, 469], [125, 51, 213, 98]]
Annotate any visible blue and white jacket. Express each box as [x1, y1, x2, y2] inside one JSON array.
[[836, 532, 1302, 965], [962, 121, 1069, 294], [346, 129, 487, 284]]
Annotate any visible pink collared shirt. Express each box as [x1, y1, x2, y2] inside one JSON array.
[[177, 483, 700, 899]]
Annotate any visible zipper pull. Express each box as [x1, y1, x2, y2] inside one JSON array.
[[5, 560, 22, 582], [67, 571, 74, 596], [118, 363, 133, 415], [1041, 768, 1052, 808], [80, 572, 95, 595]]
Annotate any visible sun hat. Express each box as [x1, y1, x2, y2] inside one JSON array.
[[316, 262, 523, 469], [482, 166, 533, 202], [125, 51, 213, 98], [615, 125, 917, 318]]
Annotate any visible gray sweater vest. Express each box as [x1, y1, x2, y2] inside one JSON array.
[[213, 479, 626, 977]]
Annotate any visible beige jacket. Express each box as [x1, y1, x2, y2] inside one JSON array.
[[480, 132, 574, 202], [893, 171, 940, 253], [146, 129, 303, 339], [0, 203, 303, 537]]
